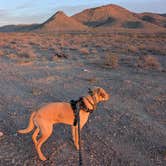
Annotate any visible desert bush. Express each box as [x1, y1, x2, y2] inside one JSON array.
[[85, 77, 98, 83], [79, 47, 90, 54], [0, 50, 4, 56], [91, 48, 98, 54], [127, 45, 138, 53], [105, 53, 119, 68], [7, 53, 17, 59], [137, 55, 161, 70], [0, 40, 6, 47], [19, 48, 36, 59], [31, 88, 42, 96]]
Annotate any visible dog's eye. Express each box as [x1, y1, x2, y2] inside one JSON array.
[[100, 92, 105, 98]]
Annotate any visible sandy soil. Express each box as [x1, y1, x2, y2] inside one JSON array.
[[0, 31, 166, 166]]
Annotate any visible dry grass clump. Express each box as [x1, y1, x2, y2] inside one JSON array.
[[7, 53, 17, 59], [0, 40, 6, 47], [137, 55, 161, 70], [127, 45, 138, 54], [19, 48, 36, 59], [86, 77, 98, 83], [0, 50, 4, 56], [31, 88, 42, 96], [91, 48, 98, 54], [105, 53, 119, 68], [79, 47, 90, 54]]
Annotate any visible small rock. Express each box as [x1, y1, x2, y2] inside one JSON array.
[[83, 69, 89, 72], [0, 131, 4, 137], [13, 133, 18, 137]]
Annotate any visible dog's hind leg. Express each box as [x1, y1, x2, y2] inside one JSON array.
[[32, 127, 40, 147], [36, 124, 53, 161]]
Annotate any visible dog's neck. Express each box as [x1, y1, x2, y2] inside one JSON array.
[[83, 94, 99, 111]]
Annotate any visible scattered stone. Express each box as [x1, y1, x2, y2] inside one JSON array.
[[13, 133, 18, 137], [0, 131, 4, 137], [83, 69, 89, 72]]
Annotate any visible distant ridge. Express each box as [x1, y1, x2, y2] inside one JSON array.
[[0, 4, 165, 32], [160, 14, 166, 17], [0, 24, 39, 32], [138, 12, 166, 28]]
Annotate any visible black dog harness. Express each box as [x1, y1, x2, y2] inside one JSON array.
[[70, 89, 97, 126], [70, 97, 93, 126]]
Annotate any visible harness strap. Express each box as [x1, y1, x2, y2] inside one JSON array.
[[70, 99, 78, 126], [77, 111, 83, 166], [88, 88, 97, 110], [70, 97, 94, 126], [84, 96, 96, 111]]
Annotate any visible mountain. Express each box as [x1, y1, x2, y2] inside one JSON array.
[[72, 4, 164, 30], [38, 11, 88, 32]]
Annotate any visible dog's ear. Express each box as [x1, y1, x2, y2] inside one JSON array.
[[96, 88, 110, 100], [97, 88, 106, 98], [89, 87, 101, 96]]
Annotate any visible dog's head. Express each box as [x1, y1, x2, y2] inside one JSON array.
[[90, 87, 110, 102]]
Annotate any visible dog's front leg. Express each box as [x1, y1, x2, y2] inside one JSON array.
[[71, 123, 85, 150], [71, 125, 79, 150], [71, 113, 89, 150]]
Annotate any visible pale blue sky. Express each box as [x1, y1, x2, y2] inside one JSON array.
[[0, 0, 165, 26]]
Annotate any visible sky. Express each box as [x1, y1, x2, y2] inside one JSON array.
[[0, 0, 166, 26]]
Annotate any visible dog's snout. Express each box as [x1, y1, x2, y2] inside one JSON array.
[[106, 93, 110, 100]]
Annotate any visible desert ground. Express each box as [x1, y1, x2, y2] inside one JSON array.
[[0, 30, 166, 166]]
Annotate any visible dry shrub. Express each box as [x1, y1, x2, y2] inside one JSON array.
[[79, 47, 90, 54], [31, 88, 42, 96], [0, 40, 5, 47], [105, 53, 119, 68], [7, 53, 17, 59], [137, 55, 161, 70], [127, 45, 138, 53], [121, 55, 133, 67], [91, 48, 98, 54], [86, 77, 98, 83], [0, 50, 4, 56], [19, 48, 36, 59]]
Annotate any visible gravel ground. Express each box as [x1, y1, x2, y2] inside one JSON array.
[[0, 32, 166, 166]]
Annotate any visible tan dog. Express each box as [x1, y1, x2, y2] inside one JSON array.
[[18, 87, 110, 161]]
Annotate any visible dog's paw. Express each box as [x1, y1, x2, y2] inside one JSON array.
[[164, 156, 166, 160], [40, 156, 47, 161], [75, 144, 79, 150]]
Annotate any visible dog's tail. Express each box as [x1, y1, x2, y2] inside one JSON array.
[[18, 112, 36, 134]]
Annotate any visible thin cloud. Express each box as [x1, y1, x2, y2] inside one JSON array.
[[49, 3, 106, 16], [15, 0, 36, 10], [0, 9, 9, 17], [118, 0, 166, 13]]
